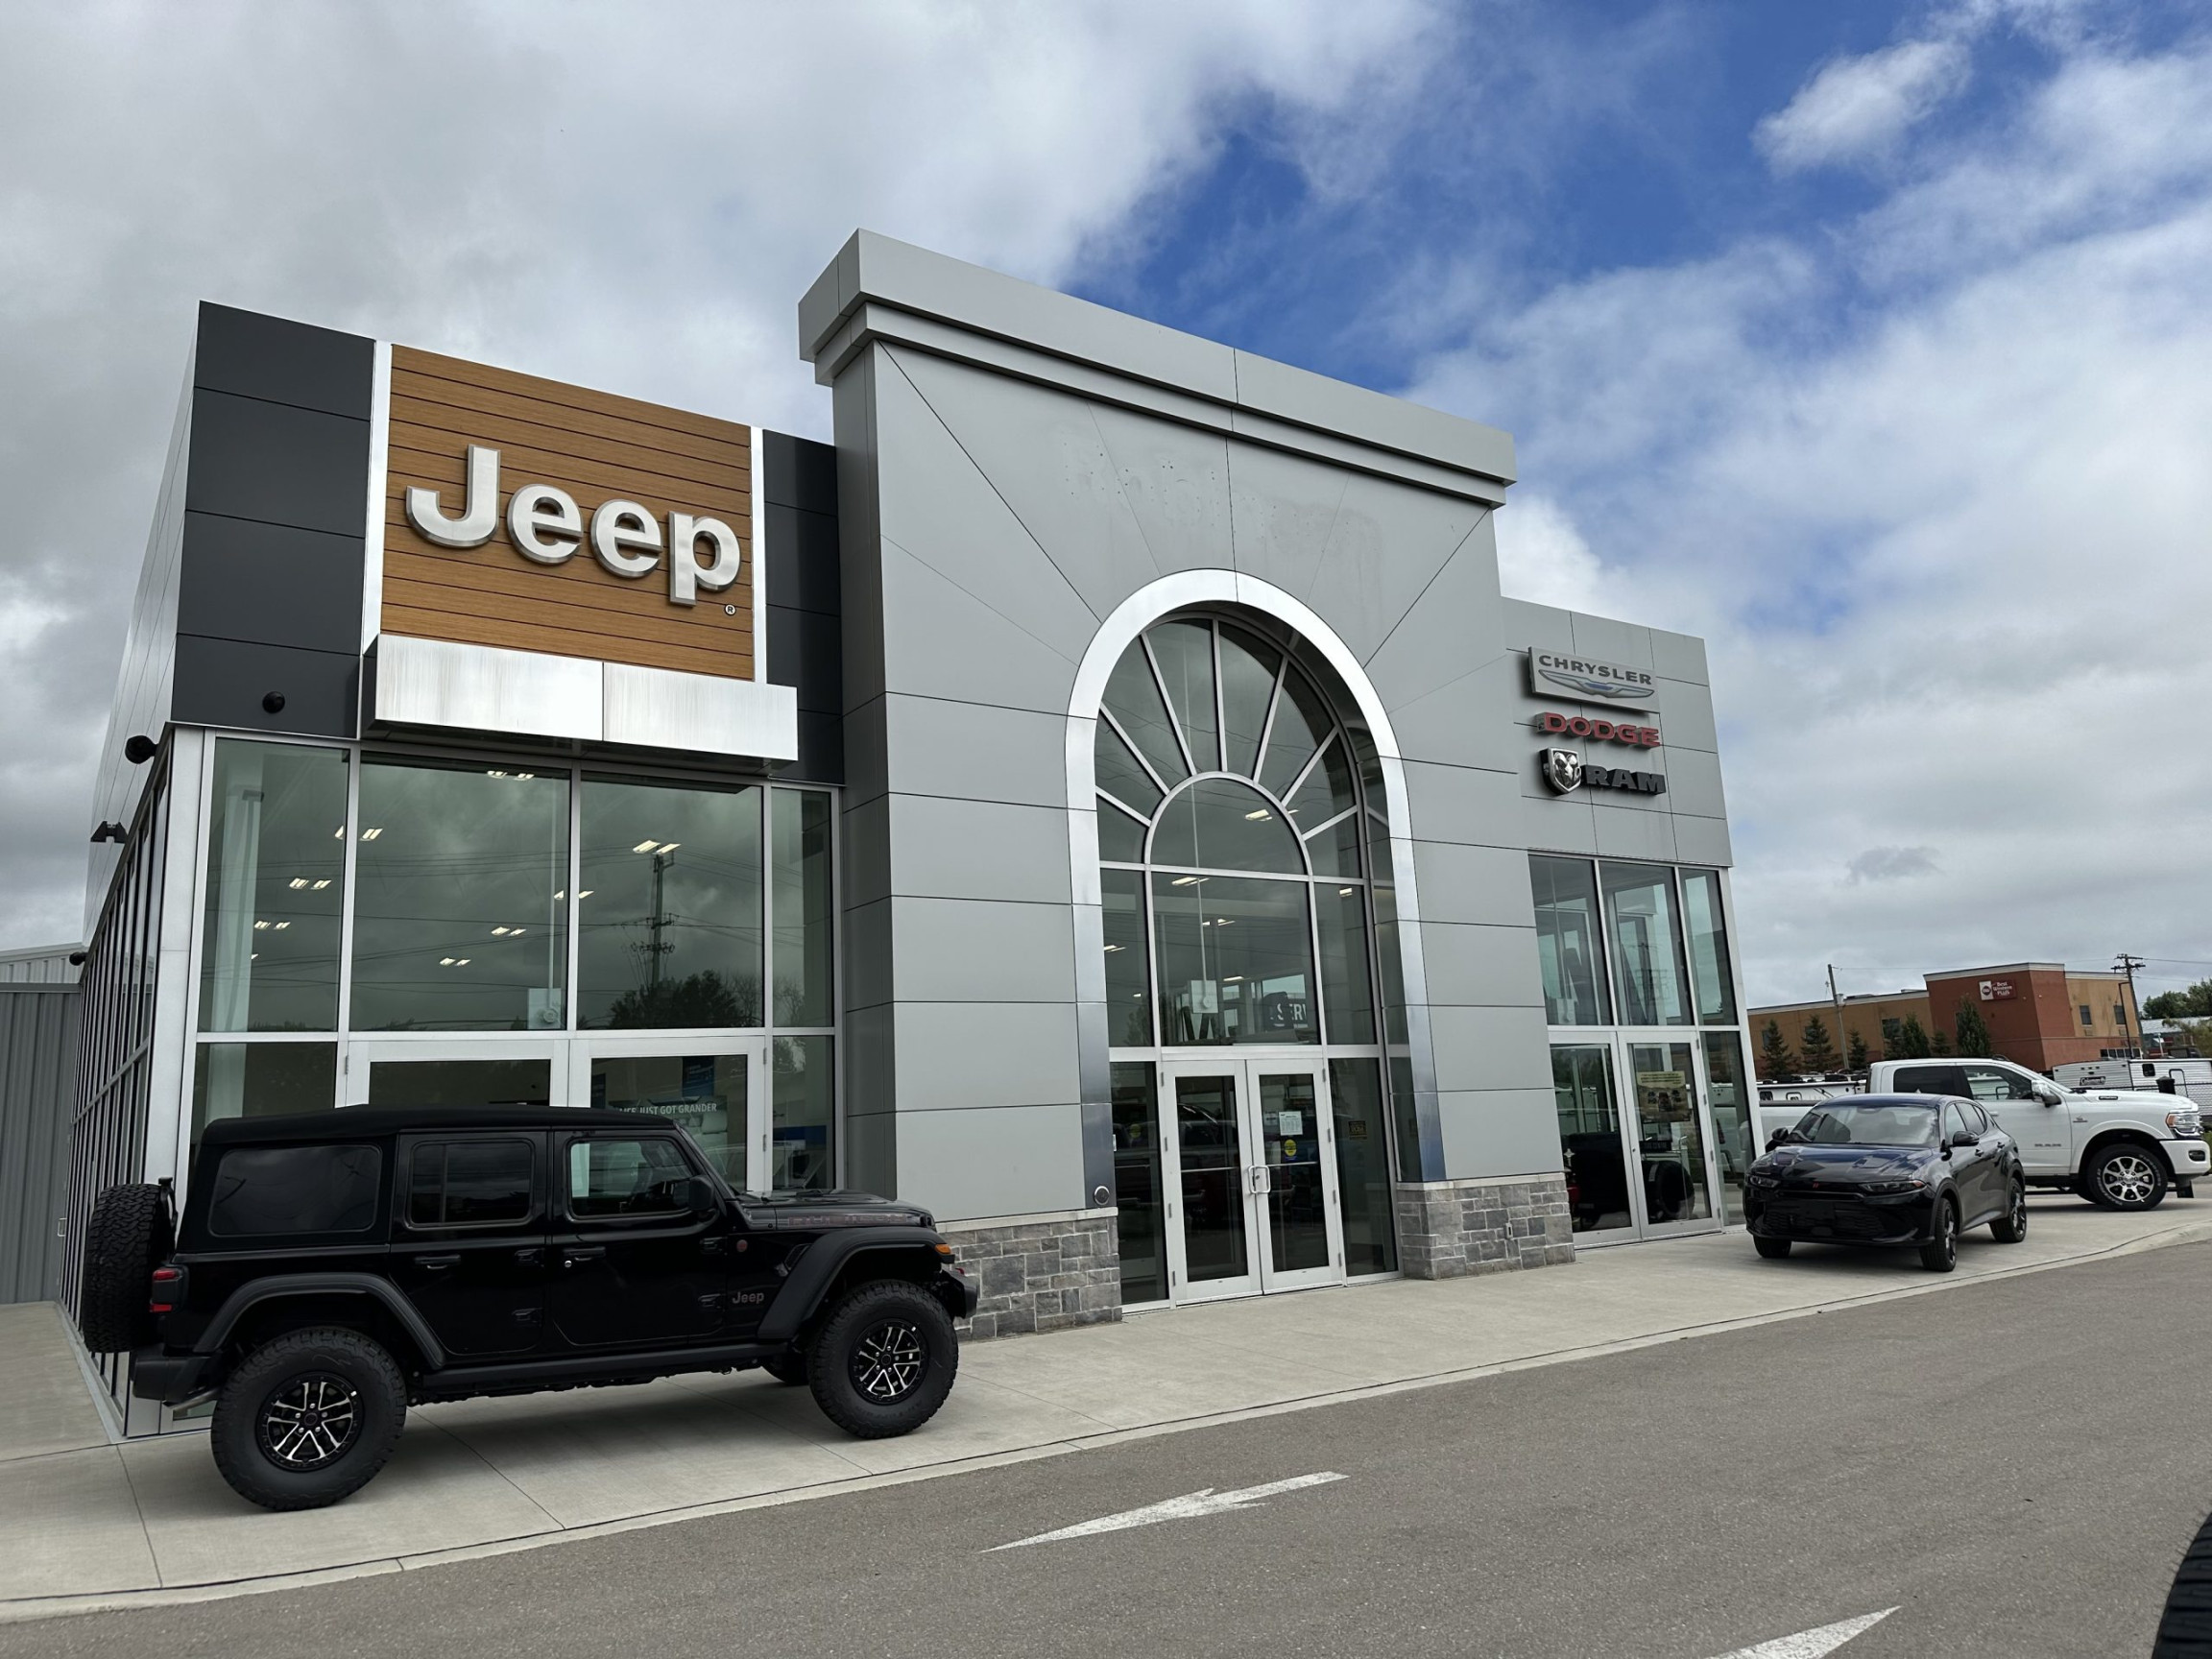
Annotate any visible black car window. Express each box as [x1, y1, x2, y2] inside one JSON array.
[[567, 1136, 692, 1218], [1962, 1101, 1993, 1135], [1892, 1064, 1973, 1097], [208, 1145, 382, 1237], [409, 1139, 536, 1228], [1942, 1102, 1976, 1142], [1797, 1102, 1939, 1147], [1962, 1065, 2035, 1102]]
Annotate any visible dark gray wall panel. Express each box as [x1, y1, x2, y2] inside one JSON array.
[[171, 636, 357, 737], [175, 513, 363, 655], [182, 389, 370, 537], [194, 301, 373, 419], [767, 603, 842, 715], [788, 711, 844, 784], [765, 504, 841, 616], [0, 986, 81, 1304], [761, 430, 837, 515]]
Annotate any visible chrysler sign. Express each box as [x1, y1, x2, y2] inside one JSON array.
[[1527, 648, 1661, 710]]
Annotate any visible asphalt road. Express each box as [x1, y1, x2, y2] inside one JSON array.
[[14, 1240, 2212, 1659]]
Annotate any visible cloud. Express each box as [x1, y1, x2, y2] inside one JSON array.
[[1846, 846, 1940, 884], [1756, 38, 1970, 172], [0, 0, 1436, 947], [1494, 494, 1608, 611], [1408, 33, 2212, 1005]]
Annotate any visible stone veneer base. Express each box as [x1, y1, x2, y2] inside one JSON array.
[[941, 1207, 1122, 1339], [1393, 1173, 1575, 1278]]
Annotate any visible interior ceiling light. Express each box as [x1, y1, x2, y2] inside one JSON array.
[[360, 827, 383, 841], [454, 957, 470, 966], [252, 920, 270, 931], [514, 772, 535, 781], [487, 769, 508, 778], [1338, 886, 1355, 896], [633, 839, 661, 854], [439, 957, 456, 966], [491, 926, 511, 936], [1171, 876, 1199, 886], [287, 878, 309, 890], [1103, 943, 1122, 951], [577, 889, 593, 899], [332, 826, 345, 839], [1215, 918, 1234, 926], [311, 878, 331, 891], [272, 921, 290, 930], [509, 926, 527, 936], [659, 842, 680, 854], [1243, 809, 1270, 821], [1223, 974, 1243, 982], [553, 890, 565, 901]]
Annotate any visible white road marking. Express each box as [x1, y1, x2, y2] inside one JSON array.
[[984, 1472, 1347, 1551], [1704, 1608, 1896, 1659]]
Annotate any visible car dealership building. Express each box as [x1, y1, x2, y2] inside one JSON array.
[[69, 231, 1750, 1422]]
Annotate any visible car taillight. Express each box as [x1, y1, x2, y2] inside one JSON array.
[[148, 1263, 185, 1314]]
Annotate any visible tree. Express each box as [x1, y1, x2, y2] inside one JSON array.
[[607, 970, 756, 1029], [1845, 1030, 1870, 1072], [1757, 1020, 1800, 1081], [2145, 980, 2212, 1020], [1955, 1003, 1992, 1058], [1798, 1015, 1841, 1075], [1890, 1015, 1933, 1060], [1930, 1028, 1952, 1055]]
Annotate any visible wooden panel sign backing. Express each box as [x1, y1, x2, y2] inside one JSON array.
[[382, 346, 753, 679]]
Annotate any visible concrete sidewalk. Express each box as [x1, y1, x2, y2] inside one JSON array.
[[6, 1198, 2206, 1619]]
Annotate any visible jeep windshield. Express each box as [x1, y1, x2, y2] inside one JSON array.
[[1792, 1100, 1939, 1148]]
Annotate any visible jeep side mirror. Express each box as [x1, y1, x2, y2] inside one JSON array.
[[685, 1175, 718, 1214]]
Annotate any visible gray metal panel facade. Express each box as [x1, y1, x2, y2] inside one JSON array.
[[0, 986, 82, 1304]]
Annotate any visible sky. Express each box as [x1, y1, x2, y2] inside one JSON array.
[[2, 0, 2208, 1008]]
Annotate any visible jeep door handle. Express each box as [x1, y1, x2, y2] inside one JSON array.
[[561, 1246, 606, 1268], [414, 1255, 460, 1271]]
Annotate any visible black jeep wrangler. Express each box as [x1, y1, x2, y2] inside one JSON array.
[[77, 1106, 977, 1511]]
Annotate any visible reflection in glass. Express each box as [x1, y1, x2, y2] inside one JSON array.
[[1096, 799, 1145, 863], [1111, 1063, 1166, 1304], [1257, 669, 1333, 798], [1303, 807, 1362, 879], [1328, 1059, 1398, 1273], [1316, 883, 1376, 1044], [365, 1058, 552, 1108], [1153, 875, 1317, 1046], [1680, 868, 1737, 1024], [1174, 1074, 1247, 1282], [1148, 620, 1218, 773], [190, 1042, 337, 1146], [1152, 778, 1304, 873], [1628, 1040, 1712, 1223], [1390, 1054, 1426, 1181], [1101, 869, 1151, 1045], [772, 788, 833, 1026], [1216, 624, 1282, 778], [1553, 1045, 1629, 1234], [773, 1035, 833, 1190], [1260, 1072, 1328, 1272], [1530, 856, 1611, 1026], [200, 741, 348, 1031], [1102, 640, 1188, 788], [1284, 735, 1356, 836], [1702, 1031, 1752, 1223], [351, 759, 569, 1032], [593, 1052, 748, 1186], [579, 776, 760, 1030], [1094, 718, 1164, 817], [1601, 863, 1693, 1025]]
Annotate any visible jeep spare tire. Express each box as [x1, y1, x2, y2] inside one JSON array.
[[77, 1183, 172, 1353]]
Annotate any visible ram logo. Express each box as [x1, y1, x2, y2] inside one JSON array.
[[1541, 748, 1585, 794]]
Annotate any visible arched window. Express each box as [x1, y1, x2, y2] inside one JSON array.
[[1094, 616, 1379, 1049]]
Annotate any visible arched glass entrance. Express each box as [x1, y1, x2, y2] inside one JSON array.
[[1091, 613, 1399, 1305]]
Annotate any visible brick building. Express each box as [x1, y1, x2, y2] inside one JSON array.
[[1751, 962, 2140, 1077]]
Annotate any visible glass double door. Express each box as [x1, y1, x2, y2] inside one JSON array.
[[1161, 1057, 1343, 1302], [1552, 1031, 1722, 1242], [345, 1036, 773, 1190]]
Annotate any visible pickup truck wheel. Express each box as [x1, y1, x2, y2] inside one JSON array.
[[210, 1329, 406, 1511], [805, 1280, 958, 1440], [761, 1350, 807, 1385], [2086, 1143, 2168, 1211], [77, 1183, 172, 1354], [2154, 1504, 2212, 1658], [1918, 1198, 1959, 1273], [1991, 1178, 2029, 1243], [1752, 1236, 1791, 1260]]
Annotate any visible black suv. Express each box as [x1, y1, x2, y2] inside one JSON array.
[[76, 1106, 977, 1511]]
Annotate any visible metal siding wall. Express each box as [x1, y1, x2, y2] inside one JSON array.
[[0, 988, 81, 1303]]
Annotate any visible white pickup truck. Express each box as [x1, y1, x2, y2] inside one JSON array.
[[1754, 1056, 2207, 1211]]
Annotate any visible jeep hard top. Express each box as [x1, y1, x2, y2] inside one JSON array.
[[77, 1105, 978, 1510]]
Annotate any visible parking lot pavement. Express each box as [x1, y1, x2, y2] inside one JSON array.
[[3, 1194, 2205, 1617], [13, 1231, 2211, 1659]]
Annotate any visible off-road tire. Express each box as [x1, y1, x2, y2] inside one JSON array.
[[1919, 1197, 1959, 1273], [2084, 1142, 2169, 1212], [761, 1350, 808, 1385], [805, 1280, 957, 1440], [1753, 1235, 1792, 1260], [2154, 1505, 2212, 1657], [77, 1184, 171, 1353], [210, 1328, 406, 1511], [1991, 1177, 2029, 1243]]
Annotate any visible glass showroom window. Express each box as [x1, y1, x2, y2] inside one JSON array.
[[580, 775, 763, 1028], [1530, 855, 1611, 1026], [1092, 616, 1386, 1051], [1600, 862, 1695, 1027], [351, 758, 570, 1032]]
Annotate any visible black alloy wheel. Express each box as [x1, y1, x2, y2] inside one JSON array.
[[805, 1280, 958, 1440], [210, 1328, 406, 1510], [2086, 1142, 2168, 1211], [1991, 1178, 2030, 1243], [1918, 1197, 1959, 1273]]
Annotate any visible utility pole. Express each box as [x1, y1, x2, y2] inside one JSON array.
[[2115, 953, 2146, 1057], [1827, 963, 1847, 1076]]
